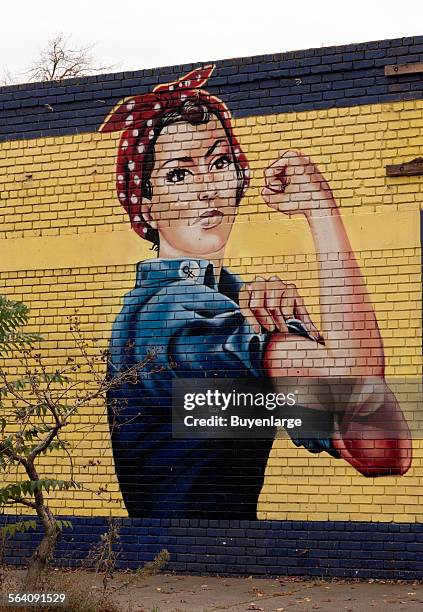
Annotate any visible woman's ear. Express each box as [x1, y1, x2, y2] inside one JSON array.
[[140, 200, 157, 230], [140, 200, 153, 225]]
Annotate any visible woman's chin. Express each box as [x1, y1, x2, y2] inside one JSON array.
[[176, 232, 227, 258]]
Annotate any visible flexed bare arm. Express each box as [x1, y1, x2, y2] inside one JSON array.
[[261, 150, 385, 375], [240, 150, 411, 476]]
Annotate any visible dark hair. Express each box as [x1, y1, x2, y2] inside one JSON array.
[[139, 96, 247, 249]]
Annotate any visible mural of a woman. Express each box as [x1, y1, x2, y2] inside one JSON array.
[[101, 66, 411, 519]]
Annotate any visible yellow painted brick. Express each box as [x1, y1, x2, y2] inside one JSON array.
[[1, 98, 422, 522]]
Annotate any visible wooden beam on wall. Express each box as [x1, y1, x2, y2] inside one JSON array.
[[386, 157, 423, 177], [385, 62, 423, 76]]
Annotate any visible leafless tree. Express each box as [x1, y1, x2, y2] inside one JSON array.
[[1, 34, 109, 86], [27, 33, 110, 82], [0, 33, 111, 85], [0, 67, 17, 86]]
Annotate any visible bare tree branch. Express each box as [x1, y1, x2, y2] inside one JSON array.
[[27, 33, 111, 82], [0, 67, 17, 86], [1, 33, 113, 85]]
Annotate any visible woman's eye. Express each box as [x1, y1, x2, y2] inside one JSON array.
[[211, 155, 232, 171], [165, 168, 191, 183]]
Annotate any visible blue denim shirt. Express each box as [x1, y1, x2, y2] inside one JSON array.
[[107, 258, 338, 519]]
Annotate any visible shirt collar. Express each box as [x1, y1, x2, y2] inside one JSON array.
[[135, 258, 217, 288], [135, 258, 242, 301]]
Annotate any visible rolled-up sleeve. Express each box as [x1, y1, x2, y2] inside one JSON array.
[[127, 280, 268, 380]]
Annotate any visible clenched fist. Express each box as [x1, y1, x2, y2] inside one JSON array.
[[261, 150, 335, 217]]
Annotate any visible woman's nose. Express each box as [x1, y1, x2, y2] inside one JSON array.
[[196, 170, 218, 200]]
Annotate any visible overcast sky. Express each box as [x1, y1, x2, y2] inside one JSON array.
[[1, 0, 422, 80]]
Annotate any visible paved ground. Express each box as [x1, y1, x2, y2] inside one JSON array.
[[110, 574, 423, 611], [2, 571, 422, 611]]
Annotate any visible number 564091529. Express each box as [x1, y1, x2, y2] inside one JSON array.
[[7, 592, 66, 605]]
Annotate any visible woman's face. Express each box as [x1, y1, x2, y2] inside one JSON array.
[[141, 118, 240, 258]]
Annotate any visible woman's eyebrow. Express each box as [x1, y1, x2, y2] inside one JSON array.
[[161, 156, 193, 168], [205, 139, 227, 158]]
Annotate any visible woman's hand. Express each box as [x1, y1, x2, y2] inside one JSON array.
[[261, 150, 335, 217], [239, 275, 320, 339]]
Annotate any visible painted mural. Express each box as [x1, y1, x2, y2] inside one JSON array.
[[100, 66, 412, 519]]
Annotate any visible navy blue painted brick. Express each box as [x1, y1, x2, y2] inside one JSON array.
[[301, 93, 323, 103], [5, 514, 422, 577], [409, 43, 423, 53], [1, 35, 423, 142], [185, 562, 207, 571], [387, 46, 410, 57]]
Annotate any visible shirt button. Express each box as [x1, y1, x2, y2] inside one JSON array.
[[179, 260, 201, 281]]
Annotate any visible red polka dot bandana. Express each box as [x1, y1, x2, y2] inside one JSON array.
[[100, 65, 250, 240]]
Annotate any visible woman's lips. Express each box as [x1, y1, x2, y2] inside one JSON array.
[[193, 210, 224, 229]]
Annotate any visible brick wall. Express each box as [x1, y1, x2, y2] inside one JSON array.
[[0, 35, 422, 577]]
